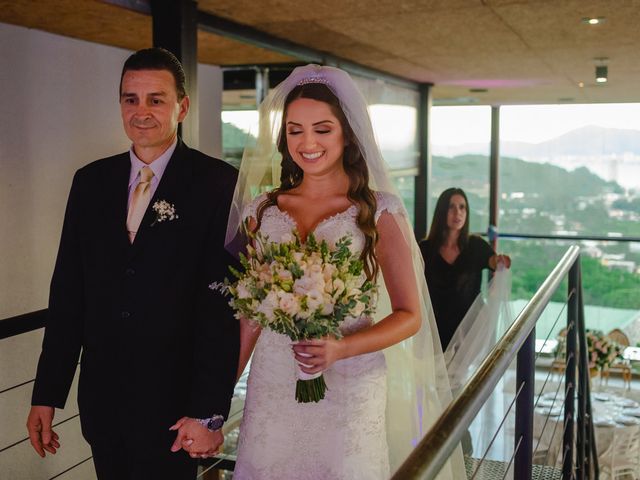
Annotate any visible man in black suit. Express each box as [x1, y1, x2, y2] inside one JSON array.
[[26, 48, 239, 480]]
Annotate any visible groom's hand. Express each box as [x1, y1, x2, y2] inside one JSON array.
[[27, 406, 60, 457], [169, 417, 223, 458]]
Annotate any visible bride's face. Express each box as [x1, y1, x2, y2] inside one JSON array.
[[284, 97, 345, 177]]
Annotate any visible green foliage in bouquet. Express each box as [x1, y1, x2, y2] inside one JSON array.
[[212, 227, 378, 402]]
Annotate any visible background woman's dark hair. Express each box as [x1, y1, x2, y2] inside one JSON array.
[[255, 82, 380, 281], [426, 187, 470, 251], [119, 48, 187, 101]]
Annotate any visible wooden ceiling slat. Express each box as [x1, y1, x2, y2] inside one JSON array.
[[1, 0, 638, 104]]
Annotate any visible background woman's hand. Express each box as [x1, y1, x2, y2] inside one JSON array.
[[490, 254, 511, 270], [292, 336, 345, 374]]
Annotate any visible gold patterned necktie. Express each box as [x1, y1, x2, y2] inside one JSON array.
[[127, 165, 154, 243]]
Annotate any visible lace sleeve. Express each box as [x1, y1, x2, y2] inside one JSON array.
[[241, 193, 267, 222], [374, 191, 406, 223]]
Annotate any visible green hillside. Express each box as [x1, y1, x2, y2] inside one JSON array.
[[430, 154, 637, 237], [430, 154, 639, 310]]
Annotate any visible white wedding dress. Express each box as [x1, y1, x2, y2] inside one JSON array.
[[233, 191, 405, 480]]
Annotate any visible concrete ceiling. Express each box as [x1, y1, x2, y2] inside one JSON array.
[[2, 0, 639, 105]]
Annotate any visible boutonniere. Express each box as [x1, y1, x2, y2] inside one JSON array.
[[151, 199, 179, 226]]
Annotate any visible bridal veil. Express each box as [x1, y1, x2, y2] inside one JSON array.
[[225, 64, 465, 478]]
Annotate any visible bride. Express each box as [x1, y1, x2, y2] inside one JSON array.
[[226, 65, 464, 479]]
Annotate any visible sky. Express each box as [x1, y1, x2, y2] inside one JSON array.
[[223, 103, 640, 148], [432, 103, 640, 145]]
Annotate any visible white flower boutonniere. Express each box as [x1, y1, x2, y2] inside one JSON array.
[[151, 200, 179, 226]]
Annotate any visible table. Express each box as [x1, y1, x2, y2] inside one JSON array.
[[533, 391, 640, 472]]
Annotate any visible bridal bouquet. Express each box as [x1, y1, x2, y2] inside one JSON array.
[[212, 229, 377, 403]]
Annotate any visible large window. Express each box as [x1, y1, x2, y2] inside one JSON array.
[[497, 104, 640, 337], [499, 104, 640, 238], [430, 106, 491, 233], [221, 110, 258, 169], [501, 237, 640, 346], [220, 70, 421, 223]]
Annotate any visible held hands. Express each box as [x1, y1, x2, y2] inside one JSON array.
[[292, 336, 345, 375], [169, 417, 223, 459], [27, 406, 60, 457]]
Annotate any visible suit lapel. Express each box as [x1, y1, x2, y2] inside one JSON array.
[[104, 153, 133, 253], [128, 139, 192, 259]]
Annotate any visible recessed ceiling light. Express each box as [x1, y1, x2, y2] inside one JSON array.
[[596, 65, 609, 83], [582, 17, 606, 25], [595, 65, 608, 83], [578, 82, 585, 88]]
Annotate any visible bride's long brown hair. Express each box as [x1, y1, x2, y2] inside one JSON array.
[[255, 83, 379, 281]]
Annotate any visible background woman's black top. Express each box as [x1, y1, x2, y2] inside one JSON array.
[[419, 235, 495, 350]]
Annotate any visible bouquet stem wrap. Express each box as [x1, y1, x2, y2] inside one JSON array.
[[294, 350, 325, 403]]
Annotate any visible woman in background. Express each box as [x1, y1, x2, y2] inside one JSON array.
[[419, 187, 511, 351]]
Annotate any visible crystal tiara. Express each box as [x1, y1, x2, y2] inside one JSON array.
[[297, 74, 331, 86]]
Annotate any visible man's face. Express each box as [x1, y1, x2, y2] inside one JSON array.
[[120, 69, 189, 152]]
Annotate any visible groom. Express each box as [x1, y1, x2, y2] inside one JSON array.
[[26, 48, 239, 479]]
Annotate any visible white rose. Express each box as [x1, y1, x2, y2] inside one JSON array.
[[278, 292, 300, 316], [236, 280, 252, 299], [332, 278, 345, 297], [321, 294, 335, 315], [351, 300, 366, 317], [309, 272, 325, 290], [258, 263, 273, 283], [258, 290, 281, 320], [257, 298, 276, 321], [306, 289, 325, 311], [309, 264, 322, 274], [347, 287, 362, 298], [292, 252, 305, 263], [294, 275, 316, 295], [324, 278, 334, 293], [322, 263, 337, 282], [277, 268, 293, 281]]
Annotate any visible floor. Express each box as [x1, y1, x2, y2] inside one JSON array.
[[198, 364, 640, 479]]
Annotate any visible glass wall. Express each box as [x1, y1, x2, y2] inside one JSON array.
[[499, 104, 640, 238], [353, 75, 420, 223], [430, 106, 492, 233], [391, 175, 415, 226], [497, 104, 640, 342], [221, 110, 258, 169], [220, 69, 421, 223], [501, 237, 640, 346]]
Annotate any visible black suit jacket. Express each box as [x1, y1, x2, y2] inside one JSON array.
[[32, 140, 240, 452]]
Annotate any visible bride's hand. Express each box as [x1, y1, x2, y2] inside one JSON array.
[[292, 337, 345, 374]]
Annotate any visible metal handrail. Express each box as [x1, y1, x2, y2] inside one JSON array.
[[392, 245, 581, 480]]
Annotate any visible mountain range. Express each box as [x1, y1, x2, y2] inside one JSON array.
[[433, 125, 640, 158]]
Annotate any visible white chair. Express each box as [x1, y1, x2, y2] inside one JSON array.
[[602, 329, 633, 390], [599, 424, 640, 480]]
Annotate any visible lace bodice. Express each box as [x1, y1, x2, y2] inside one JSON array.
[[234, 191, 405, 480], [243, 190, 405, 252]]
